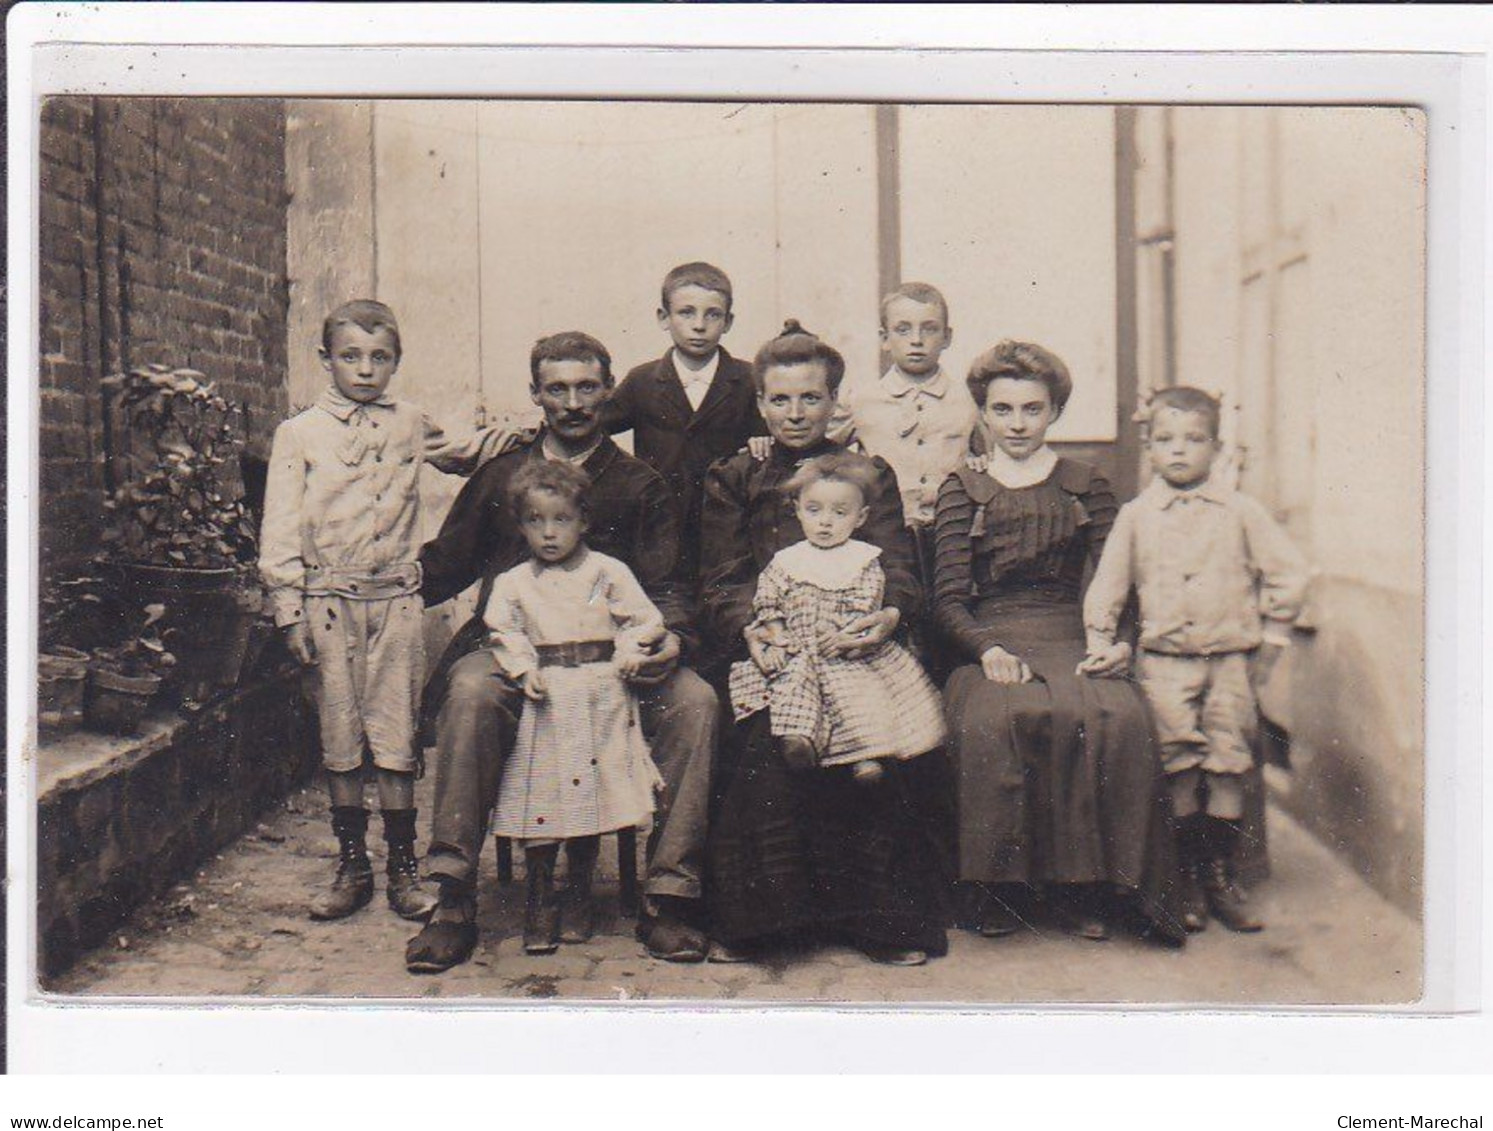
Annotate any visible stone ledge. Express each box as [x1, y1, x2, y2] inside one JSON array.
[[38, 668, 319, 981]]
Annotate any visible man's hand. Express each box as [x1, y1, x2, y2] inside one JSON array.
[[521, 669, 548, 702], [625, 626, 681, 688], [283, 622, 316, 667], [1077, 641, 1132, 679], [980, 645, 1032, 684], [745, 619, 797, 675], [965, 453, 990, 473], [1251, 641, 1285, 690], [819, 608, 901, 660], [746, 436, 773, 462]]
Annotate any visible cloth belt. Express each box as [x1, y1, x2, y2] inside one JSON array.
[[535, 640, 615, 668], [303, 561, 422, 600]]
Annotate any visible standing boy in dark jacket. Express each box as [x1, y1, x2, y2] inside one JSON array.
[[606, 262, 765, 586]]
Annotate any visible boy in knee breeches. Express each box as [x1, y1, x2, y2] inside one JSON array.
[[260, 300, 522, 923], [1080, 386, 1309, 933]]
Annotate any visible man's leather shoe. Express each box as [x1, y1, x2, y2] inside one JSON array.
[[405, 888, 478, 973], [637, 913, 707, 962]]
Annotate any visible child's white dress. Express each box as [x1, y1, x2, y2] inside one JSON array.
[[728, 539, 946, 767], [485, 548, 664, 840]]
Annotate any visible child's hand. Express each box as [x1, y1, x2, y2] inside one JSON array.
[[1077, 642, 1132, 679], [746, 435, 773, 462], [965, 453, 990, 473], [980, 645, 1032, 684], [1251, 641, 1285, 690], [745, 619, 796, 675], [283, 622, 316, 667], [521, 669, 548, 702]]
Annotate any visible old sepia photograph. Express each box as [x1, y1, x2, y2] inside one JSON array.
[[29, 94, 1425, 1008]]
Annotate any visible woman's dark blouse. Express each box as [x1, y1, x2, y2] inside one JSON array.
[[931, 459, 1118, 659], [699, 438, 921, 660]]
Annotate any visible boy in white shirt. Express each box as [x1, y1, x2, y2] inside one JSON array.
[[260, 300, 521, 923], [1080, 386, 1309, 933]]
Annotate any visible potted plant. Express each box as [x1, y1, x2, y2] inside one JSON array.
[[98, 365, 264, 707], [38, 573, 108, 734], [83, 603, 177, 736]]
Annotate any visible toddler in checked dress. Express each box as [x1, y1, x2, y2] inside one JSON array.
[[728, 451, 946, 783]]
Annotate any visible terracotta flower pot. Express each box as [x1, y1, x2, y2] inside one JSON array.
[[104, 562, 262, 708], [84, 667, 162, 736], [38, 647, 90, 734]]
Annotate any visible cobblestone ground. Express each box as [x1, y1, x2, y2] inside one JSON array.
[[49, 777, 1421, 1006]]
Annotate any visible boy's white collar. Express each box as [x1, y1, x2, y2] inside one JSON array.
[[672, 348, 720, 382], [986, 444, 1058, 489], [773, 538, 882, 590], [882, 366, 949, 397]]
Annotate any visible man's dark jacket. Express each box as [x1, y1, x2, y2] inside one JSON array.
[[605, 348, 764, 583], [419, 434, 693, 717]]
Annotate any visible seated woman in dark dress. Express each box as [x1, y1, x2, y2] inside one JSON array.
[[933, 340, 1184, 945], [699, 323, 953, 966]]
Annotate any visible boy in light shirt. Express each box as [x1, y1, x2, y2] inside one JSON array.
[[830, 283, 978, 540]]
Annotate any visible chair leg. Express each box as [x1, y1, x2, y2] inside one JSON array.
[[617, 828, 638, 918], [495, 835, 514, 884]]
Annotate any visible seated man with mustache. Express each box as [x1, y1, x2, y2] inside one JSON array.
[[405, 331, 720, 972]]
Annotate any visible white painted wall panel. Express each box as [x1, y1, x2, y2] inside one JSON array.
[[897, 106, 1118, 441]]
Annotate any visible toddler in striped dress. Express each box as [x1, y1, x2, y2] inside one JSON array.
[[728, 451, 946, 784], [484, 460, 665, 955]]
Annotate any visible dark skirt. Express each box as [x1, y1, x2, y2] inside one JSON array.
[[942, 598, 1182, 932], [708, 710, 953, 954]]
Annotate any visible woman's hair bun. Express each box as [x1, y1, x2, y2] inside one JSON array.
[[778, 318, 813, 338]]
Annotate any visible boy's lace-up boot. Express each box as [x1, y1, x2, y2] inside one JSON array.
[[310, 806, 375, 920], [1177, 818, 1210, 933], [560, 836, 600, 944], [1200, 819, 1264, 932], [382, 809, 439, 921], [523, 844, 562, 955]]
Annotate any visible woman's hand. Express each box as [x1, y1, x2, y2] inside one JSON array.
[[521, 669, 548, 702], [980, 645, 1032, 684], [820, 608, 901, 660], [283, 622, 316, 667], [747, 436, 773, 462], [1077, 642, 1132, 679], [965, 453, 990, 473], [745, 619, 796, 675]]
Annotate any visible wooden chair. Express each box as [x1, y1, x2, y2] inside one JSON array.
[[494, 830, 640, 917]]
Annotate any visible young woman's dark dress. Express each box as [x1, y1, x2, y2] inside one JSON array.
[[933, 460, 1182, 936], [700, 441, 953, 955]]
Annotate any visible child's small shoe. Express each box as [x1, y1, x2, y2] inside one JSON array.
[[857, 940, 928, 967], [851, 759, 885, 785], [776, 735, 818, 772], [559, 883, 596, 945], [523, 848, 561, 955], [1179, 865, 1209, 934], [1200, 859, 1264, 933]]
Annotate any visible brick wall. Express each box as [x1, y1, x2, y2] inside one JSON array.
[[38, 97, 290, 578]]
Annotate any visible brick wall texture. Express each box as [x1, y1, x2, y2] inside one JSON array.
[[38, 97, 290, 577]]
